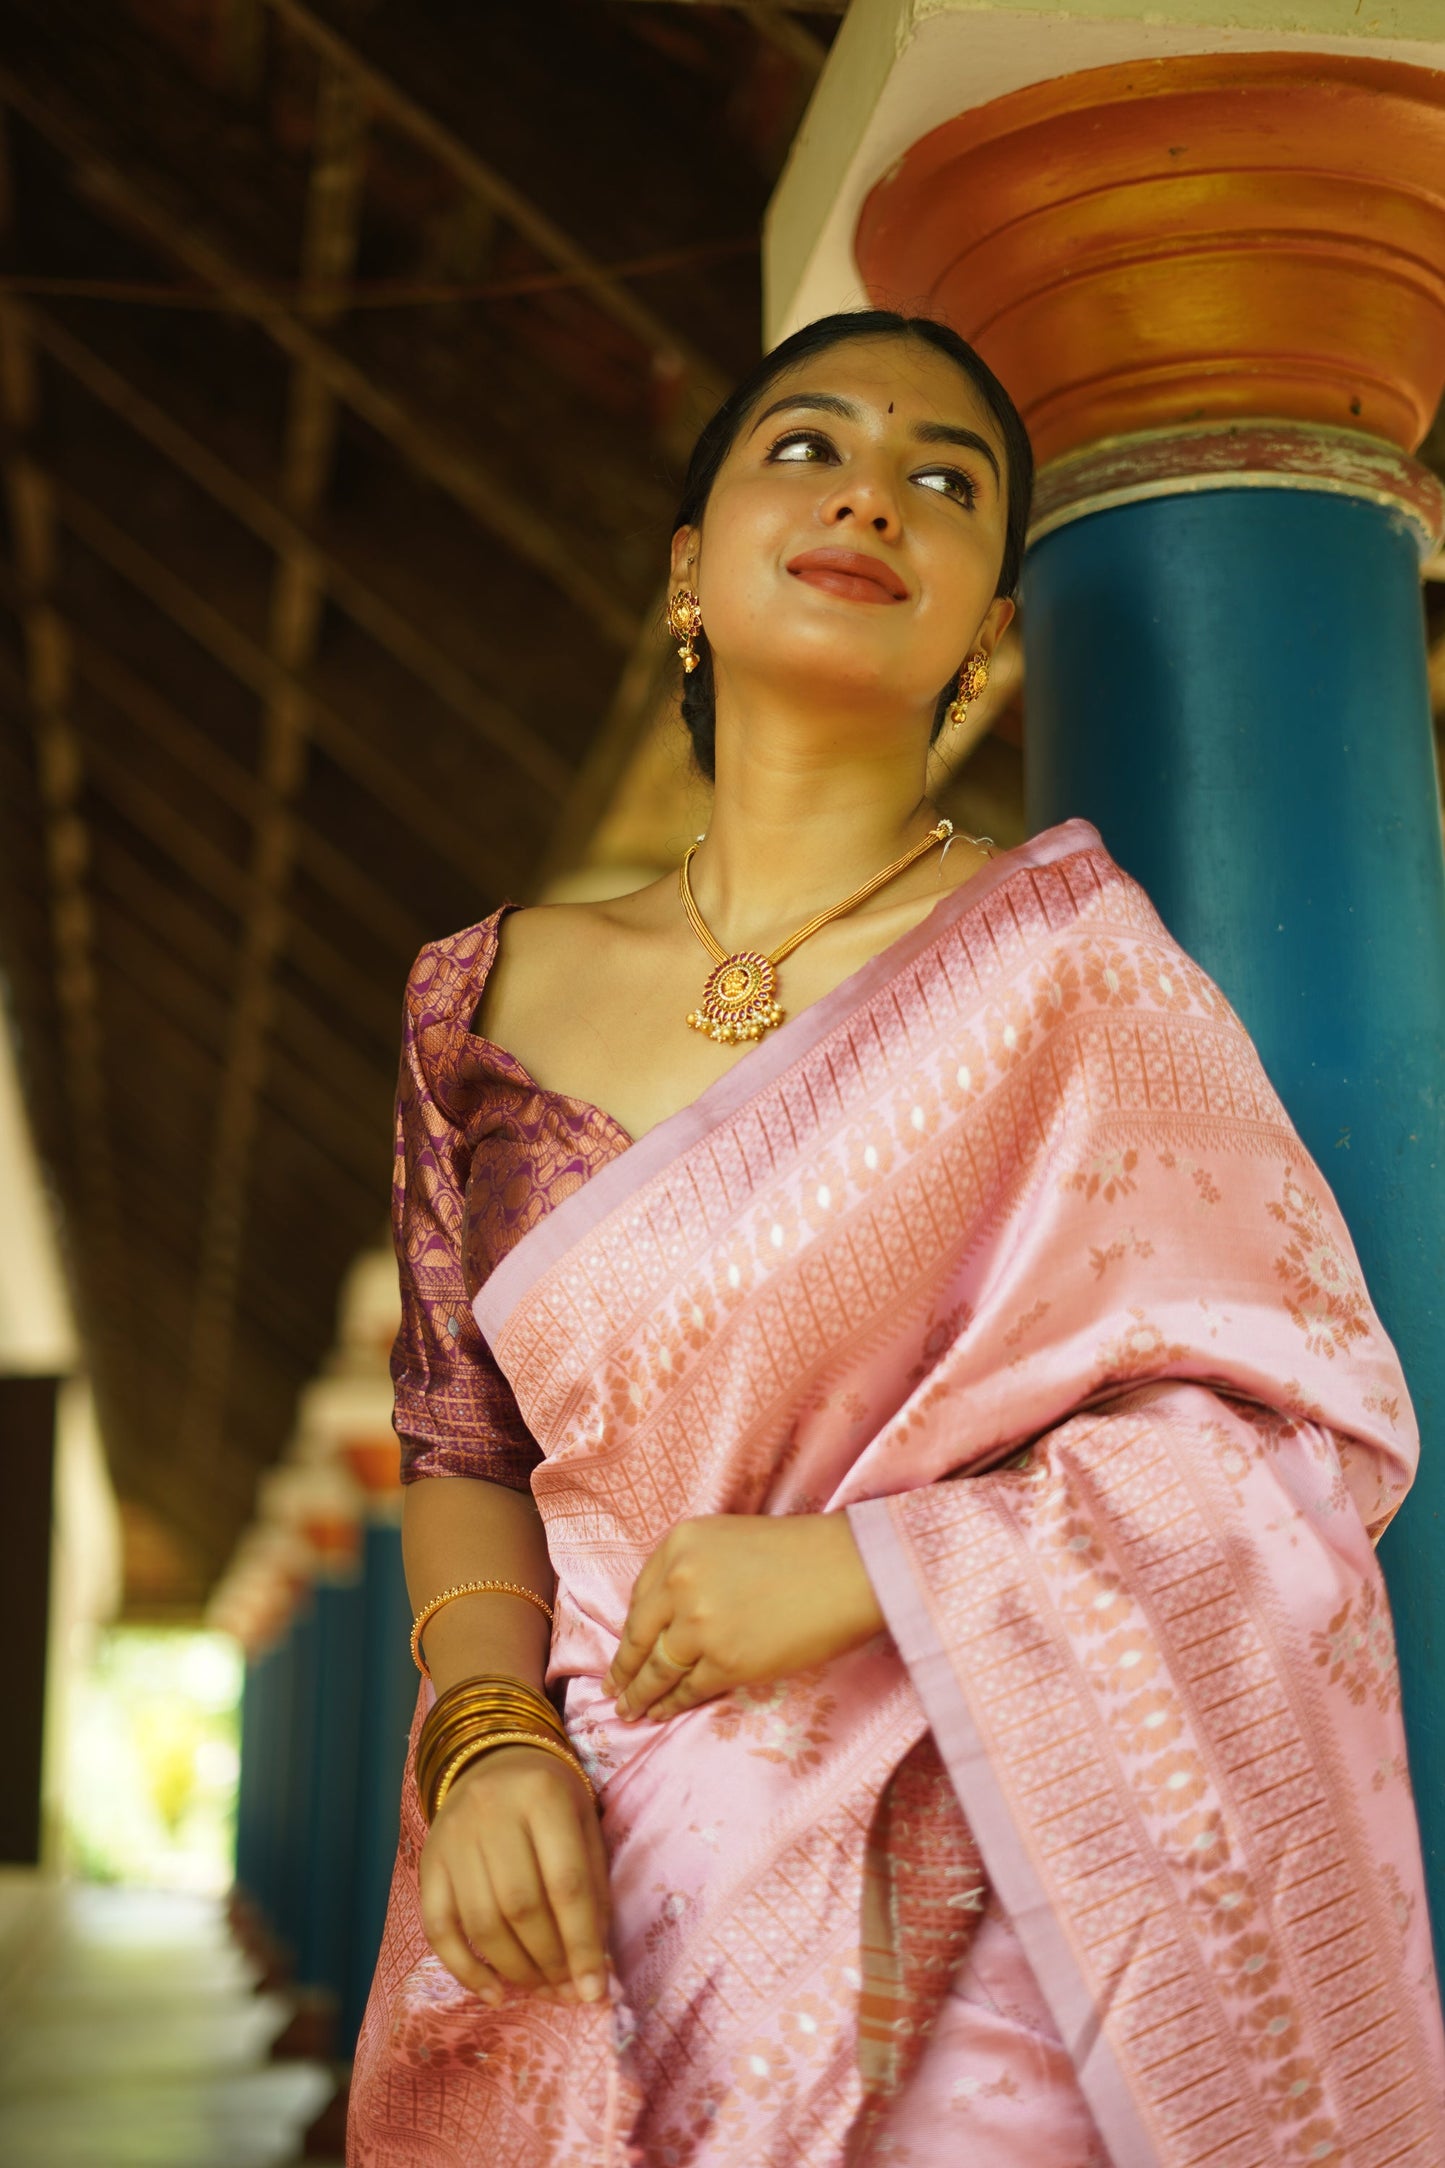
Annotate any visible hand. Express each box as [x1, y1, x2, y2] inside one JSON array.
[[418, 1743, 611, 2007], [601, 1512, 884, 1725]]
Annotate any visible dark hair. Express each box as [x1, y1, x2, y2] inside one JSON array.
[[669, 309, 1034, 782]]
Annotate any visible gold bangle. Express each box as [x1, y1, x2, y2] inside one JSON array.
[[410, 1580, 555, 1676], [418, 1676, 568, 1747], [415, 1706, 563, 1805], [413, 1677, 569, 1807], [430, 1730, 597, 1820]]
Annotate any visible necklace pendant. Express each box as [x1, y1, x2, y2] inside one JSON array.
[[685, 950, 784, 1045]]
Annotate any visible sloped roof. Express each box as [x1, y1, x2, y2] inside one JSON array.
[[0, 0, 841, 1606], [0, 0, 1438, 1611]]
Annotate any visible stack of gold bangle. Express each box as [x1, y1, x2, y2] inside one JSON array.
[[414, 1674, 597, 1823]]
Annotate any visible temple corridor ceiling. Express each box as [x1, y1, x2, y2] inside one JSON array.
[[0, 0, 845, 1608], [0, 0, 1437, 1611]]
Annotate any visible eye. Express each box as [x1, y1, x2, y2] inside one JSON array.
[[765, 427, 977, 509]]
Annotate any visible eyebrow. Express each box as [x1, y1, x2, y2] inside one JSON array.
[[746, 391, 1002, 491]]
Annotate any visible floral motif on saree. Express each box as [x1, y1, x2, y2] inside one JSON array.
[[349, 818, 1444, 2167]]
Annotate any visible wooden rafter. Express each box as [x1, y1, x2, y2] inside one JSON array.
[[0, 124, 135, 1426], [0, 0, 822, 1601], [45, 475, 500, 889], [94, 902, 388, 1201], [178, 52, 366, 1470], [75, 731, 399, 1044], [726, 4, 829, 70], [22, 305, 571, 800], [0, 49, 640, 650], [90, 831, 393, 1123], [266, 0, 731, 416], [67, 629, 427, 959]]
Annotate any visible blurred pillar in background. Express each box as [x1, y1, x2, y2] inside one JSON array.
[[246, 1461, 368, 2051], [219, 1522, 312, 1977], [217, 1247, 413, 2058], [339, 1435, 412, 2054], [0, 987, 112, 1870], [0, 1373, 59, 1864], [767, 7, 1445, 1944]]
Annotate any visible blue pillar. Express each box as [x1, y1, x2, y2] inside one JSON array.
[[342, 1515, 418, 2054], [1023, 462, 1445, 1938], [275, 1594, 320, 1968], [234, 1651, 265, 1909], [296, 1569, 367, 2010], [250, 1632, 290, 1938]]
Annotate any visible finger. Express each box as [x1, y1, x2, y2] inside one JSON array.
[[639, 1658, 729, 1724], [616, 1637, 703, 1720], [419, 1870, 504, 2002], [644, 1665, 725, 1723], [480, 1823, 574, 1988], [433, 1919, 502, 2002], [452, 1859, 551, 1991], [604, 1575, 670, 1697], [531, 1800, 611, 2000]]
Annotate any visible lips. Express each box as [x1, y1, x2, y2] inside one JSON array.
[[786, 547, 909, 602]]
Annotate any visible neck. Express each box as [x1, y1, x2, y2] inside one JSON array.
[[689, 680, 940, 954]]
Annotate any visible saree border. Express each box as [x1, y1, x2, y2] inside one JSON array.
[[846, 1493, 1164, 2168], [472, 814, 1103, 1348]]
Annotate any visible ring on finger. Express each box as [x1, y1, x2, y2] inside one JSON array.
[[655, 1629, 696, 1673]]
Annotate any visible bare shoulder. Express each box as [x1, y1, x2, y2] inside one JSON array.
[[474, 875, 673, 1041]]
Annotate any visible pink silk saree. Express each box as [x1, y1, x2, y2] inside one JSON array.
[[349, 816, 1445, 2167]]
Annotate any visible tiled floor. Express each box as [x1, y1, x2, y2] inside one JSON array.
[[0, 1878, 338, 2168]]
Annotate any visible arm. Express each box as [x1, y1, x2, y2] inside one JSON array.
[[390, 940, 609, 2006], [403, 1472, 554, 1695], [407, 1468, 613, 2009]]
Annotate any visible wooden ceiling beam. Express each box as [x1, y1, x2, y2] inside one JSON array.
[[0, 633, 405, 1040], [265, 0, 730, 414], [0, 49, 640, 651], [23, 305, 571, 800], [180, 50, 366, 1478], [99, 1053, 373, 1360], [714, 4, 829, 70], [216, 0, 268, 100], [68, 626, 427, 960], [106, 1450, 243, 1583], [0, 152, 136, 1418], [77, 729, 399, 1042], [95, 917, 389, 1223], [92, 839, 396, 1144], [0, 554, 431, 961], [44, 473, 495, 890]]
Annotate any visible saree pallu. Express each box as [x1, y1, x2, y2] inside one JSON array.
[[349, 817, 1445, 2167]]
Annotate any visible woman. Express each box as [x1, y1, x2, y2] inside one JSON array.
[[347, 310, 1445, 2166]]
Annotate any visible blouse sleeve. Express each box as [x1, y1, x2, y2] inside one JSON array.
[[389, 940, 543, 1491]]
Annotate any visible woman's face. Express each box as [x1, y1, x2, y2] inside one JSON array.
[[672, 335, 1016, 732]]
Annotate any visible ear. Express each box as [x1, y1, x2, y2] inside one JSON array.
[[980, 594, 1016, 653], [670, 526, 697, 585]]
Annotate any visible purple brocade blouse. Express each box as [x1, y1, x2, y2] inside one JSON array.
[[389, 908, 631, 1489]]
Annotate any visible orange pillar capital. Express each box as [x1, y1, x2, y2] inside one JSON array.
[[856, 52, 1445, 469]]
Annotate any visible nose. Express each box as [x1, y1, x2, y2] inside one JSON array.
[[818, 456, 902, 535]]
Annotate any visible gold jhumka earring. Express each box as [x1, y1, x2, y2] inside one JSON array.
[[945, 649, 990, 732], [666, 586, 703, 673]]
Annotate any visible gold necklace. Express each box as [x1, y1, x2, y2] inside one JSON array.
[[680, 818, 959, 1045]]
